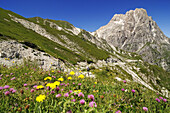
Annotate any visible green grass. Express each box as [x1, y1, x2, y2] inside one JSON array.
[[0, 7, 110, 64], [0, 63, 169, 112]]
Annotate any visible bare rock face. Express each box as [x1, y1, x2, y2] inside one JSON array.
[[0, 40, 65, 70], [93, 8, 170, 71]]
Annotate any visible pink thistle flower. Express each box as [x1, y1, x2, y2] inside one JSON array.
[[115, 110, 121, 113], [156, 98, 160, 102], [33, 85, 37, 88], [163, 99, 167, 102], [123, 80, 126, 83], [26, 88, 29, 90], [73, 82, 75, 84], [51, 91, 55, 94], [61, 89, 64, 91], [89, 101, 97, 107], [0, 86, 3, 90], [80, 99, 85, 105], [30, 89, 35, 93], [47, 86, 50, 90], [78, 83, 81, 86], [88, 94, 95, 101], [66, 110, 72, 113], [10, 88, 14, 92], [4, 91, 10, 95], [0, 77, 2, 80], [69, 90, 73, 94], [11, 77, 15, 80], [78, 92, 84, 97], [56, 94, 61, 98], [4, 85, 10, 89], [159, 97, 163, 100], [55, 86, 60, 91], [24, 84, 27, 87], [64, 92, 69, 97], [131, 89, 135, 93], [143, 107, 148, 112], [12, 90, 16, 93], [71, 99, 76, 102], [121, 88, 125, 92]]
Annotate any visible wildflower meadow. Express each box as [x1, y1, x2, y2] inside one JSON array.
[[0, 63, 169, 113]]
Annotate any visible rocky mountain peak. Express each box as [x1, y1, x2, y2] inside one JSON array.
[[94, 8, 170, 71]]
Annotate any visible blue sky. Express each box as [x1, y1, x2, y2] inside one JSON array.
[[0, 0, 170, 37]]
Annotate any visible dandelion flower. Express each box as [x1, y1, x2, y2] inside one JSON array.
[[94, 82, 97, 84], [67, 77, 72, 80], [36, 85, 44, 89], [54, 81, 60, 86], [58, 78, 64, 81], [44, 77, 52, 80], [36, 94, 46, 102], [78, 74, 84, 79], [70, 71, 75, 75]]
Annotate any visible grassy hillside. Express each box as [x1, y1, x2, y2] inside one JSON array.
[[0, 8, 110, 64]]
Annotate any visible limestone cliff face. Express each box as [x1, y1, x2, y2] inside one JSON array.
[[93, 8, 170, 71]]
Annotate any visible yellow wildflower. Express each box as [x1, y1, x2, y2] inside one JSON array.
[[44, 77, 52, 80], [95, 82, 97, 84], [36, 85, 44, 89], [13, 61, 15, 63], [67, 77, 72, 80], [49, 83, 56, 89], [78, 74, 84, 79], [69, 71, 75, 75], [79, 71, 82, 72], [58, 78, 64, 81], [54, 81, 60, 86], [36, 94, 46, 102], [51, 70, 54, 73]]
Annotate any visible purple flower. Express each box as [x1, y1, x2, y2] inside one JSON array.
[[33, 85, 37, 88], [10, 88, 14, 92], [163, 99, 167, 102], [78, 83, 81, 86], [4, 91, 10, 95], [115, 110, 121, 113], [88, 94, 95, 101], [12, 90, 16, 93], [156, 98, 160, 102], [0, 77, 2, 80], [25, 73, 27, 75], [47, 86, 50, 90], [71, 99, 76, 102], [78, 92, 84, 97], [121, 88, 125, 92], [30, 89, 35, 93], [159, 97, 163, 100], [80, 99, 85, 105], [24, 84, 27, 87], [64, 92, 69, 97], [123, 80, 126, 83], [26, 88, 29, 90], [143, 107, 148, 112], [66, 110, 72, 113], [51, 91, 55, 94], [73, 82, 75, 84], [56, 86, 60, 91], [131, 89, 135, 93], [0, 86, 3, 90], [56, 94, 61, 98], [69, 90, 73, 94], [61, 89, 64, 91], [10, 73, 13, 75], [89, 101, 97, 107], [4, 85, 10, 89], [11, 77, 15, 80]]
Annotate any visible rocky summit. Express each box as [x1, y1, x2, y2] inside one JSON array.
[[0, 7, 170, 98], [93, 8, 170, 71]]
